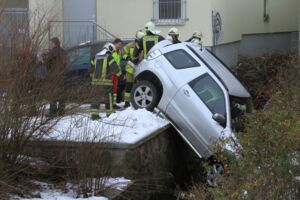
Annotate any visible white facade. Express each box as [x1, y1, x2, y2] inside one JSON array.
[[28, 0, 299, 63], [95, 0, 299, 46]]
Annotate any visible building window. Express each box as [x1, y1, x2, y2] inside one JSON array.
[[153, 0, 188, 25]]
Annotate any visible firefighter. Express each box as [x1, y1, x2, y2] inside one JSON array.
[[90, 43, 121, 120], [167, 27, 181, 44], [112, 39, 123, 106], [187, 31, 203, 45], [122, 30, 145, 108], [133, 21, 164, 64]]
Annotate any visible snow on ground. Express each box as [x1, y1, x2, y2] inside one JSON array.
[[45, 107, 169, 144], [14, 177, 130, 200]]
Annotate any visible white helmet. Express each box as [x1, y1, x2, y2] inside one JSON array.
[[192, 31, 203, 39], [168, 27, 179, 36], [136, 30, 145, 40], [103, 42, 116, 53], [145, 21, 156, 34]]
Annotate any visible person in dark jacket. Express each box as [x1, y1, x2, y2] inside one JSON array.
[[46, 37, 66, 116]]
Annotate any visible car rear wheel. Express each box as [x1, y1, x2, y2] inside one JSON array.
[[131, 81, 158, 111], [207, 163, 224, 187]]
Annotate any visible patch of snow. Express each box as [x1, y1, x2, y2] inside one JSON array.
[[16, 155, 48, 167], [13, 177, 130, 200], [45, 108, 169, 144], [105, 177, 131, 191]]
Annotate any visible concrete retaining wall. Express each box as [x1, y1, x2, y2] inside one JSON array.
[[25, 125, 204, 199], [213, 31, 299, 67]]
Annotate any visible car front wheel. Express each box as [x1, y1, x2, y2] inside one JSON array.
[[131, 81, 158, 111]]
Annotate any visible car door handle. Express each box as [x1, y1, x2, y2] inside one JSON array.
[[183, 89, 190, 97]]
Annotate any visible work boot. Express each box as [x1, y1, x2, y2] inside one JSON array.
[[113, 104, 121, 110], [91, 114, 100, 120]]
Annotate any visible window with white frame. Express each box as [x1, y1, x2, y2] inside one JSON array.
[[153, 0, 187, 25]]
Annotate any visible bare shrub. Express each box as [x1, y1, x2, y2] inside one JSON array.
[[0, 7, 88, 197], [234, 53, 297, 109], [71, 143, 112, 197]]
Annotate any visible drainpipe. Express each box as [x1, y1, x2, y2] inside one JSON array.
[[263, 0, 269, 22], [212, 11, 216, 53]]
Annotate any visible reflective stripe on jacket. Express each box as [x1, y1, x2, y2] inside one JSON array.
[[91, 53, 121, 85], [142, 35, 159, 57], [122, 42, 136, 74]]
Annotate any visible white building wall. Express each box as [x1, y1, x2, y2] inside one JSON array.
[[28, 0, 63, 48], [96, 0, 213, 46], [28, 0, 299, 52], [211, 0, 243, 44], [242, 0, 298, 35]]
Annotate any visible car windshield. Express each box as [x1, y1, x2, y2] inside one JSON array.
[[230, 96, 253, 132], [190, 74, 226, 117]]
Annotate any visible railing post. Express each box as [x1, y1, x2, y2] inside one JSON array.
[[48, 21, 51, 48]]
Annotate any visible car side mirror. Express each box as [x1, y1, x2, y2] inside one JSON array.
[[212, 113, 226, 125]]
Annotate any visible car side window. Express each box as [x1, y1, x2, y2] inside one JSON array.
[[67, 47, 91, 66], [164, 49, 199, 69], [189, 74, 226, 117]]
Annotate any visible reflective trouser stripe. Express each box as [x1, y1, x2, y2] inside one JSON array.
[[113, 93, 117, 104], [101, 58, 108, 80], [108, 93, 113, 114], [90, 93, 113, 115], [125, 81, 133, 102], [90, 109, 100, 115], [125, 92, 131, 102]]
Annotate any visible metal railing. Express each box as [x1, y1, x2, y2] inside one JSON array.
[[48, 21, 116, 48]]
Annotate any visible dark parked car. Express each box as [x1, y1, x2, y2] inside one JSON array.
[[64, 39, 131, 100]]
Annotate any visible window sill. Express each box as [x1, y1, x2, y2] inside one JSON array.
[[152, 18, 188, 26]]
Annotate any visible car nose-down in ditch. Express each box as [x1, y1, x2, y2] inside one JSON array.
[[131, 40, 252, 160]]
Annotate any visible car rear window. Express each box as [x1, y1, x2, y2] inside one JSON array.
[[189, 74, 226, 116], [164, 49, 199, 69]]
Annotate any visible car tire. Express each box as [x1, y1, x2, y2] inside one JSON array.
[[131, 80, 158, 111], [206, 163, 224, 187]]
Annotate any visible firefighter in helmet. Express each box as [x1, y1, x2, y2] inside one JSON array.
[[122, 30, 145, 108], [133, 21, 164, 64], [167, 27, 181, 44], [90, 43, 121, 120]]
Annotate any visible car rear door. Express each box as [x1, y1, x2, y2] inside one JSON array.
[[166, 72, 227, 158]]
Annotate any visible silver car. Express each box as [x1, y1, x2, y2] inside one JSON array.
[[131, 40, 252, 161]]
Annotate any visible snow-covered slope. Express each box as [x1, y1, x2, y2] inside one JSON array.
[[15, 177, 130, 200], [45, 108, 169, 145]]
